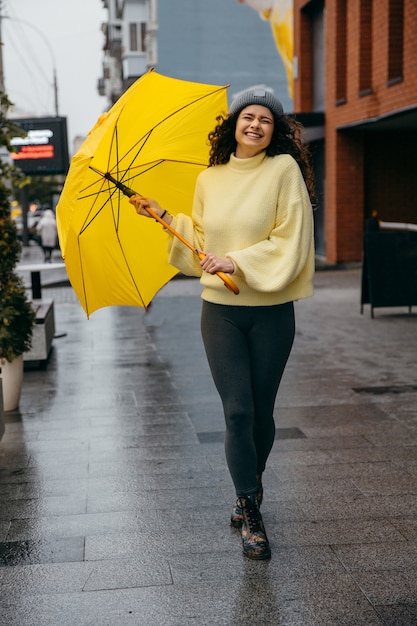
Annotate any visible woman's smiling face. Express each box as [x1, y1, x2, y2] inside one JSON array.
[[234, 104, 274, 158]]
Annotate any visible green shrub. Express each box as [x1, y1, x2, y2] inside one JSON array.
[[0, 92, 35, 362]]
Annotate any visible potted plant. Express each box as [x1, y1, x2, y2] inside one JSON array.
[[0, 92, 35, 412]]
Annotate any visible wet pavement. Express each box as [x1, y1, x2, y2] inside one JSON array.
[[1, 244, 417, 625]]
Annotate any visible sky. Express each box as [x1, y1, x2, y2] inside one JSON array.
[[1, 0, 292, 156], [1, 0, 107, 150]]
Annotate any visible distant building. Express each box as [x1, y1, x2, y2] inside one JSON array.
[[156, 0, 291, 106], [98, 0, 292, 110], [98, 1, 329, 256], [99, 0, 157, 104], [294, 0, 417, 264]]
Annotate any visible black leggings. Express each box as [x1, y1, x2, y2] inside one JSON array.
[[201, 301, 295, 497]]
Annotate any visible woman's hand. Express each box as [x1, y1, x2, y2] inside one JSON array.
[[129, 194, 163, 217], [129, 195, 174, 226], [200, 253, 235, 275]]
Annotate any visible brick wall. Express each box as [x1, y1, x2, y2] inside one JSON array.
[[294, 0, 417, 263]]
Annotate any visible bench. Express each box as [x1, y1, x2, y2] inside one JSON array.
[[17, 262, 67, 299], [24, 299, 55, 365]]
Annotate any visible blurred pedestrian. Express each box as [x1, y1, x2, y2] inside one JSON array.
[[130, 87, 315, 560], [36, 208, 57, 262]]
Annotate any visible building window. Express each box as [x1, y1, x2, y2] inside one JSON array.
[[311, 2, 325, 112], [388, 0, 404, 84], [128, 22, 146, 53], [141, 22, 147, 52], [335, 0, 347, 104], [359, 0, 373, 95], [129, 23, 138, 52]]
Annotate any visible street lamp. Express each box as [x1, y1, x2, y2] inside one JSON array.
[[0, 5, 61, 245], [0, 10, 59, 116]]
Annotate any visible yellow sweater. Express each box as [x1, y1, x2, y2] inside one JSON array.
[[168, 150, 315, 306]]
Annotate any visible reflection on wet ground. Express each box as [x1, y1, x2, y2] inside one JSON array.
[[1, 264, 417, 624]]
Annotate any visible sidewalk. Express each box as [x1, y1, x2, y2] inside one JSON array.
[[1, 248, 417, 625]]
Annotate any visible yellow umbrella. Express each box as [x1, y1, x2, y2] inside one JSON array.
[[56, 70, 230, 317]]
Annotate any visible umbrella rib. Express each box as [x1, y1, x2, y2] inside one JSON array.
[[59, 75, 228, 316], [78, 238, 91, 318], [106, 130, 156, 309], [110, 122, 122, 232], [114, 231, 148, 309], [77, 228, 148, 314], [77, 187, 148, 312], [124, 87, 228, 140], [104, 122, 147, 304], [112, 159, 164, 192], [87, 157, 207, 200], [110, 127, 153, 188], [78, 180, 121, 234], [120, 160, 208, 199], [76, 119, 134, 233], [80, 158, 149, 309], [105, 86, 226, 188], [84, 156, 208, 219], [96, 84, 228, 195]]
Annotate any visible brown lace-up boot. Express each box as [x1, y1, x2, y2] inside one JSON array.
[[230, 476, 263, 528], [238, 495, 271, 560]]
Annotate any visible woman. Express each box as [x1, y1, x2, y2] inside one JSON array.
[[130, 87, 315, 560], [36, 208, 58, 263]]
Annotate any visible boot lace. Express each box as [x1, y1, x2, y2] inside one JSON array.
[[241, 497, 264, 535]]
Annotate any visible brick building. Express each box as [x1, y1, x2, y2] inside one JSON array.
[[294, 0, 417, 264]]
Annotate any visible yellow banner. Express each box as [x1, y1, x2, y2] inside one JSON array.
[[239, 0, 293, 99]]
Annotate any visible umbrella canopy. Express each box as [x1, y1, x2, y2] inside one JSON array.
[[56, 70, 229, 317]]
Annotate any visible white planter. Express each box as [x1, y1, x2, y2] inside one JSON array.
[[0, 355, 24, 412]]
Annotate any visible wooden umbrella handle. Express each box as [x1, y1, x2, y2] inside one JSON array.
[[195, 250, 240, 295], [147, 206, 240, 295], [93, 171, 240, 295]]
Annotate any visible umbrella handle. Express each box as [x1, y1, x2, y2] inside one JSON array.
[[93, 171, 240, 295], [195, 251, 240, 295], [148, 207, 240, 295]]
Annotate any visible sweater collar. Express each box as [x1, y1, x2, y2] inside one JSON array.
[[228, 151, 267, 172]]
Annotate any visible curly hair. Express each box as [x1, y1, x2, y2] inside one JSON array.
[[208, 112, 316, 204]]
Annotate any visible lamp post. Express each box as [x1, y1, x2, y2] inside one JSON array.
[[0, 10, 59, 116], [14, 18, 59, 117], [0, 5, 61, 245], [0, 2, 5, 93]]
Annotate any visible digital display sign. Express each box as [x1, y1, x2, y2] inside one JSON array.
[[10, 117, 70, 175]]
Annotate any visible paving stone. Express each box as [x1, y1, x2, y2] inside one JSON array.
[[0, 536, 85, 566], [1, 264, 417, 624], [0, 494, 87, 520], [277, 518, 406, 546], [332, 541, 417, 572]]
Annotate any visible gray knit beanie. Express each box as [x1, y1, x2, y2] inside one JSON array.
[[229, 86, 284, 118]]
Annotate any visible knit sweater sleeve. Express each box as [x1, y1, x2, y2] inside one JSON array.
[[227, 158, 314, 293], [166, 177, 205, 277]]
